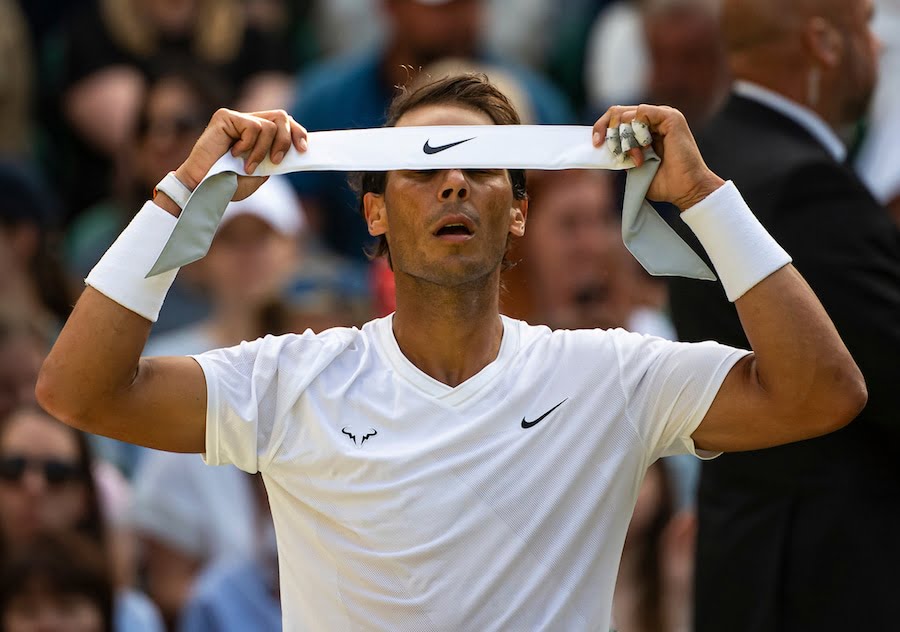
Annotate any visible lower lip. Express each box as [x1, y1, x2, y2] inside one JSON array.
[[434, 233, 474, 243]]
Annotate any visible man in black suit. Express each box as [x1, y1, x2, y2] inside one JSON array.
[[667, 0, 900, 629]]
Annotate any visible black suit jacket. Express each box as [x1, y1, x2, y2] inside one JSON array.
[[667, 94, 900, 631]]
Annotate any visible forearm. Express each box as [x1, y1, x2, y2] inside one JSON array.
[[37, 198, 180, 430]]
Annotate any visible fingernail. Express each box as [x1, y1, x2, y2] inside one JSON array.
[[272, 151, 284, 164], [592, 131, 601, 146], [246, 161, 258, 174], [300, 138, 308, 151]]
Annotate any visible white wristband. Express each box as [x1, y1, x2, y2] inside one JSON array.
[[85, 201, 180, 322], [681, 181, 791, 301]]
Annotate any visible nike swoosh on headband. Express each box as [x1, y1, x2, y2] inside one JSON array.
[[146, 125, 716, 282], [423, 137, 476, 154]]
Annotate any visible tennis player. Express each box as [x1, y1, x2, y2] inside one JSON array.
[[37, 75, 866, 630]]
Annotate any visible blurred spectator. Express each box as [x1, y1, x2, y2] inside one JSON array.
[[584, 1, 649, 114], [289, 0, 574, 264], [244, 0, 319, 72], [544, 0, 617, 115], [484, 0, 561, 69], [612, 461, 695, 632], [855, 0, 900, 226], [0, 532, 113, 632], [45, 0, 295, 222], [0, 0, 33, 156], [502, 170, 636, 331], [584, 0, 729, 126], [65, 62, 228, 338], [178, 475, 281, 632], [0, 312, 49, 423], [129, 452, 256, 629], [0, 161, 74, 333], [667, 0, 900, 629], [0, 404, 163, 630]]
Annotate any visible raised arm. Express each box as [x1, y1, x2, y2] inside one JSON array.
[[594, 105, 867, 453], [37, 109, 308, 453]]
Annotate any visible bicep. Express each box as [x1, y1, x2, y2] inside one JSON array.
[[692, 353, 819, 453], [104, 355, 208, 453]]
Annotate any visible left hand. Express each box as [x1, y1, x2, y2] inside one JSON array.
[[593, 104, 725, 210]]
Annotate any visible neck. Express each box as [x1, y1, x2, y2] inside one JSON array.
[[391, 270, 504, 387], [733, 60, 843, 131]]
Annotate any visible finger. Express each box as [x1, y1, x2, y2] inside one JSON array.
[[230, 118, 263, 158], [290, 120, 308, 152], [619, 122, 639, 154], [605, 125, 621, 156], [259, 110, 292, 165], [601, 106, 627, 156], [244, 119, 278, 174], [632, 119, 653, 147]]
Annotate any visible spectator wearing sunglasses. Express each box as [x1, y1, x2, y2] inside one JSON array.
[[0, 405, 164, 632]]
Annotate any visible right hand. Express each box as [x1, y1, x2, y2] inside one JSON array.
[[174, 108, 308, 202]]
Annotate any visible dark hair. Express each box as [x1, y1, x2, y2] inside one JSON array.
[[0, 532, 114, 632], [351, 73, 528, 266], [0, 405, 107, 552]]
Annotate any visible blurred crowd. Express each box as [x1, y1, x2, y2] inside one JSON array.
[[0, 0, 897, 630]]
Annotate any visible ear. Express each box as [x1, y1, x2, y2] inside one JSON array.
[[363, 192, 388, 237], [805, 17, 843, 69], [509, 197, 527, 238]]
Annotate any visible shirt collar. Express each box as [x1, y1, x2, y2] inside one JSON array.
[[733, 80, 847, 163]]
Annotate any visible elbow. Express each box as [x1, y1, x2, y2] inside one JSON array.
[[836, 367, 868, 427], [35, 362, 91, 431], [811, 364, 868, 435]]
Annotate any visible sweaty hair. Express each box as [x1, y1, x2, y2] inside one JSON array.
[[352, 73, 528, 265]]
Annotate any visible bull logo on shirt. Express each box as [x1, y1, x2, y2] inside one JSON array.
[[342, 427, 378, 447]]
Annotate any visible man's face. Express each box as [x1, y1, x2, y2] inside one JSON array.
[[363, 104, 526, 287], [835, 0, 880, 123]]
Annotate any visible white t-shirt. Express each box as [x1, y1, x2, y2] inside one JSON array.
[[195, 314, 748, 631]]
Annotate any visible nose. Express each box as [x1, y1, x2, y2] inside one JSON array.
[[21, 467, 47, 496], [438, 169, 469, 202]]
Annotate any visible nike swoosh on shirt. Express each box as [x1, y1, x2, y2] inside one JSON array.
[[521, 398, 568, 429], [423, 137, 476, 154]]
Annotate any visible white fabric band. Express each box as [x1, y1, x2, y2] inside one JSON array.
[[85, 201, 179, 322], [148, 125, 717, 282], [681, 181, 792, 301], [154, 171, 192, 209]]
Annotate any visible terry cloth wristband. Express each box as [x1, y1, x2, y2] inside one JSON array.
[[681, 181, 792, 301], [85, 201, 179, 322], [144, 125, 717, 282]]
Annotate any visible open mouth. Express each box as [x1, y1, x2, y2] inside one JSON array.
[[434, 223, 473, 237]]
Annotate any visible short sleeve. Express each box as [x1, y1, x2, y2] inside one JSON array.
[[192, 329, 356, 474], [611, 330, 750, 463]]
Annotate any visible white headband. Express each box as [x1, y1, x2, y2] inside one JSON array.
[[147, 125, 715, 281]]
